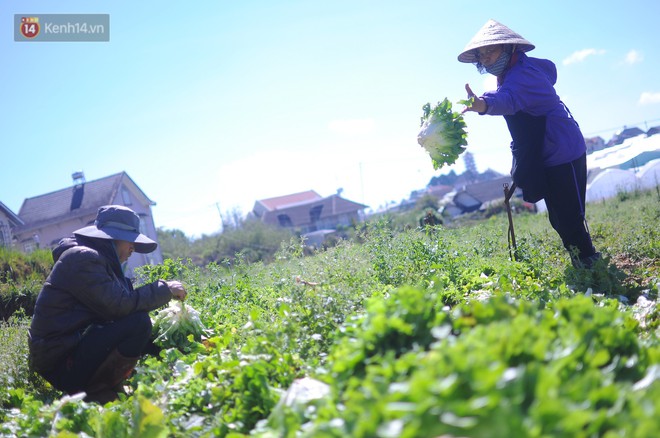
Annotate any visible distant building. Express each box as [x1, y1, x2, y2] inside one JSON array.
[[453, 176, 517, 212], [585, 136, 605, 154], [252, 190, 367, 236], [410, 184, 454, 202], [606, 126, 645, 147], [441, 176, 523, 217], [0, 201, 23, 248], [647, 126, 660, 137], [13, 171, 162, 276]]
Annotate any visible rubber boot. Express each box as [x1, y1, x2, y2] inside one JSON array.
[[83, 349, 139, 404]]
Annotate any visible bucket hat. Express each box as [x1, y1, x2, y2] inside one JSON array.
[[74, 205, 157, 253], [458, 19, 535, 63]]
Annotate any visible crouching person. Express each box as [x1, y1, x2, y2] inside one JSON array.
[[28, 205, 187, 404]]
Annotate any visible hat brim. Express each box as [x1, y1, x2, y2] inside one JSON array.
[[74, 225, 158, 253], [458, 41, 535, 63], [458, 19, 535, 63]]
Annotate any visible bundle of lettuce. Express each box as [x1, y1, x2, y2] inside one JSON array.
[[417, 98, 469, 169], [152, 301, 207, 349]]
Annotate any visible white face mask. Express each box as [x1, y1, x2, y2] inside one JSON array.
[[485, 51, 511, 76]]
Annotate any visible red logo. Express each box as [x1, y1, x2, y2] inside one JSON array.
[[20, 17, 40, 39]]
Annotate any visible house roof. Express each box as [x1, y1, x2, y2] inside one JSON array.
[[16, 172, 154, 231], [261, 194, 367, 227], [0, 201, 23, 226], [256, 190, 322, 212], [426, 184, 454, 198], [453, 176, 514, 210], [607, 126, 646, 146]]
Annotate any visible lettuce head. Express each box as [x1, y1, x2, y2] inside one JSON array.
[[417, 98, 469, 169]]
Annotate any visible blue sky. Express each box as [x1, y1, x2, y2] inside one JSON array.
[[2, 1, 659, 237]]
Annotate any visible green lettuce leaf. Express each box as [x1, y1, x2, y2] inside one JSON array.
[[417, 98, 469, 169]]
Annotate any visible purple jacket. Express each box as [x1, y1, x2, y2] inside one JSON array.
[[481, 52, 586, 167]]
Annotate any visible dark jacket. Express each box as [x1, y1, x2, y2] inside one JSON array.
[[28, 236, 172, 374], [505, 110, 548, 203]]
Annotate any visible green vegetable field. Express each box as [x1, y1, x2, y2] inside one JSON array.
[[1, 188, 659, 437]]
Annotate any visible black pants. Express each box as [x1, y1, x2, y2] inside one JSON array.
[[44, 311, 152, 394], [543, 153, 596, 261]]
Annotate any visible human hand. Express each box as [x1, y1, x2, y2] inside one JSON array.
[[165, 280, 187, 301], [461, 84, 487, 114]]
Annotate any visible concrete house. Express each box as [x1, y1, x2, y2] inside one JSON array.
[[13, 171, 162, 276], [0, 201, 24, 248], [252, 190, 368, 244]]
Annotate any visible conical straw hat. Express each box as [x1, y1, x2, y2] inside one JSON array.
[[458, 19, 535, 63]]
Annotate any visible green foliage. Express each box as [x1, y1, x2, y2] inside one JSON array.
[[159, 216, 295, 266], [156, 228, 195, 262], [302, 292, 660, 437], [195, 218, 296, 266], [0, 247, 51, 319], [0, 313, 56, 399], [0, 247, 51, 284], [414, 193, 440, 212], [1, 188, 658, 436]]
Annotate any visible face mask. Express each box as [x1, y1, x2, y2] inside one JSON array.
[[485, 51, 511, 76]]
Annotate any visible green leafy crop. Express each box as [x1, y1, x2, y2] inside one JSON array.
[[417, 98, 469, 169], [152, 301, 207, 349]]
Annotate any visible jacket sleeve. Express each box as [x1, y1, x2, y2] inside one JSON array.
[[50, 247, 173, 321], [482, 60, 560, 117]]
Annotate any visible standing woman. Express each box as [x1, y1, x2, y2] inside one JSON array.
[[29, 205, 187, 403], [459, 19, 600, 268]]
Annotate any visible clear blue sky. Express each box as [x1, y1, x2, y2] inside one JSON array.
[[2, 1, 659, 237]]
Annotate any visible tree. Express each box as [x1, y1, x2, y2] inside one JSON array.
[[463, 151, 478, 183], [156, 228, 196, 262], [428, 170, 458, 187]]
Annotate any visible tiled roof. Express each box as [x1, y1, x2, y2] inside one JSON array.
[[0, 201, 23, 226], [262, 194, 367, 228], [454, 176, 514, 210], [17, 172, 152, 230], [257, 190, 322, 212]]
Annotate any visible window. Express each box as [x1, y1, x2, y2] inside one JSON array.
[[138, 215, 148, 235], [23, 240, 36, 253], [277, 214, 293, 227], [309, 205, 323, 223], [121, 188, 132, 205], [0, 221, 9, 247]]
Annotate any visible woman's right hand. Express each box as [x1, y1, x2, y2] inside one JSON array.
[[462, 83, 487, 114], [165, 280, 187, 301]]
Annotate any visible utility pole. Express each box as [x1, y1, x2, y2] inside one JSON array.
[[359, 162, 365, 204], [215, 202, 224, 232]]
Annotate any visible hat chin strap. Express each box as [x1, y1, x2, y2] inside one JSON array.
[[97, 220, 138, 233]]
